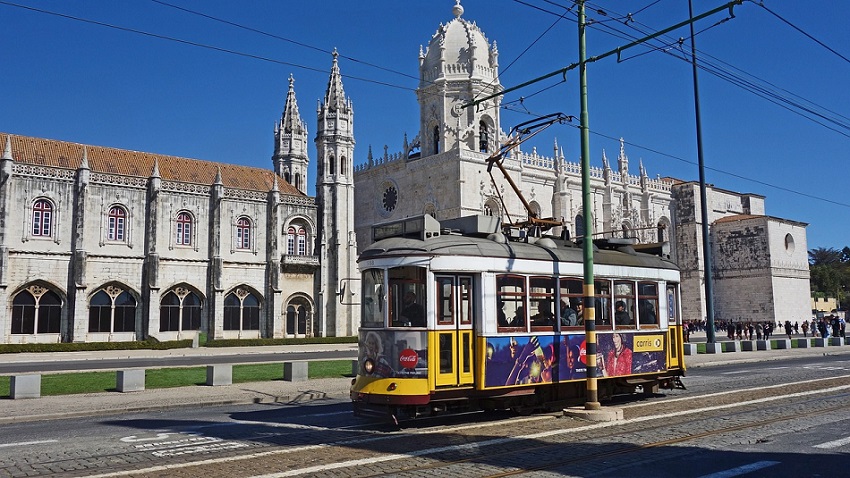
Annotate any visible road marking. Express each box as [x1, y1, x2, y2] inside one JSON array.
[[696, 461, 780, 478], [0, 440, 58, 448], [86, 383, 850, 478], [719, 371, 750, 375], [814, 435, 850, 449]]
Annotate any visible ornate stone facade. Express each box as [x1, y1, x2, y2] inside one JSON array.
[[352, 2, 810, 326], [0, 133, 319, 344]]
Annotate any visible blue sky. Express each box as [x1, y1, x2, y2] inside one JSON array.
[[2, 1, 848, 250]]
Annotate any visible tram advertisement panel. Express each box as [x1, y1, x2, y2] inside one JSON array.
[[360, 330, 428, 378], [484, 332, 666, 387]]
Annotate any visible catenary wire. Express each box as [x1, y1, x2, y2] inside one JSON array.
[[2, 0, 847, 212]]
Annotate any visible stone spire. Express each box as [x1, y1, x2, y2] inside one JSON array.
[[618, 137, 629, 179], [274, 74, 309, 194], [323, 49, 348, 112]]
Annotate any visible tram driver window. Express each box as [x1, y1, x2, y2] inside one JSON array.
[[361, 269, 385, 328], [496, 274, 526, 329], [389, 266, 426, 327]]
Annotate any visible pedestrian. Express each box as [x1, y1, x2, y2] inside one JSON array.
[[794, 321, 799, 335], [801, 320, 809, 338], [784, 320, 793, 339], [747, 323, 754, 341], [736, 322, 743, 340]]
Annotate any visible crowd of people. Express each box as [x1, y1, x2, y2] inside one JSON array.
[[682, 315, 847, 342]]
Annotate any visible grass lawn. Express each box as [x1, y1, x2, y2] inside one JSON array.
[[0, 360, 352, 398]]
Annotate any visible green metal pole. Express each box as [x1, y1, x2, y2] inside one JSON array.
[[578, 0, 599, 410], [688, 0, 717, 343]]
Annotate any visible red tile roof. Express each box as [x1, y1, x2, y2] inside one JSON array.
[[1, 133, 304, 196]]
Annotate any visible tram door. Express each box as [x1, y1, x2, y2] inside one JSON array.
[[666, 284, 683, 370], [433, 275, 475, 387]]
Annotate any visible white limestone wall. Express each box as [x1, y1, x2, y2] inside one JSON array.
[[767, 220, 810, 325]]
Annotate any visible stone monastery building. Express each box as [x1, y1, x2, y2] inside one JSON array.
[[0, 1, 809, 345]]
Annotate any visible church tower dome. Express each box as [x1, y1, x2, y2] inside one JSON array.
[[417, 0, 502, 157], [419, 0, 498, 84]]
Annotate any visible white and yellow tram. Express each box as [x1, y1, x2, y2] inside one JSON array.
[[351, 214, 686, 421]]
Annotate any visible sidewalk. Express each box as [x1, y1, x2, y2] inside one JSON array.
[[3, 338, 850, 424]]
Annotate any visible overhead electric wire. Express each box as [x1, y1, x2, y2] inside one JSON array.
[[149, 0, 421, 82], [0, 0, 418, 94], [500, 103, 850, 209], [2, 0, 846, 211], [754, 1, 850, 65]]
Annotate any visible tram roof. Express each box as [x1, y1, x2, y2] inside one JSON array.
[[359, 233, 678, 271]]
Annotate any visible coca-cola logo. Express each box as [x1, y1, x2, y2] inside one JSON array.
[[398, 349, 419, 369]]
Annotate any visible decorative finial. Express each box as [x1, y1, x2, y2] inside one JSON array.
[[288, 74, 294, 88], [453, 0, 463, 18], [80, 146, 90, 170]]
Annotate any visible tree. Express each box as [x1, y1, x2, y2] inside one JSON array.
[[809, 247, 842, 266], [809, 246, 850, 308]]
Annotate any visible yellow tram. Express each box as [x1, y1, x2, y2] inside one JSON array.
[[351, 214, 686, 422]]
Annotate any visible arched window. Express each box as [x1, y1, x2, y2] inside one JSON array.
[[286, 297, 311, 335], [224, 289, 261, 331], [575, 214, 585, 239], [341, 156, 347, 175], [12, 286, 61, 334], [433, 126, 440, 154], [284, 171, 291, 184], [107, 206, 127, 241], [159, 288, 202, 332], [176, 211, 193, 246], [657, 222, 666, 243], [236, 217, 251, 250], [89, 286, 136, 333], [294, 173, 301, 191], [32, 199, 53, 237], [297, 228, 307, 255], [329, 155, 336, 175], [287, 226, 296, 255], [483, 198, 500, 218], [479, 121, 489, 153], [286, 223, 310, 256]]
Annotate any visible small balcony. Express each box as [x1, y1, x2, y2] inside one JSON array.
[[281, 254, 320, 273]]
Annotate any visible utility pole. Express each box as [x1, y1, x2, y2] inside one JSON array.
[[578, 0, 600, 410], [688, 0, 717, 343]]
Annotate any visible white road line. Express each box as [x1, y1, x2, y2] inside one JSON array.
[[86, 383, 850, 478], [814, 435, 850, 449], [0, 440, 58, 449], [719, 371, 750, 375], [696, 461, 780, 478]]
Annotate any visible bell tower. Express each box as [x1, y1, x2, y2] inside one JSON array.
[[273, 75, 309, 194], [416, 1, 503, 157], [314, 50, 358, 337]]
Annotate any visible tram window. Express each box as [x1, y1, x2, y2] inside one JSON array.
[[361, 269, 385, 328], [614, 281, 636, 328], [595, 279, 612, 327], [459, 277, 473, 325], [496, 274, 526, 329], [389, 266, 426, 327], [530, 276, 556, 330], [559, 278, 584, 327], [637, 282, 659, 326], [436, 276, 454, 325]]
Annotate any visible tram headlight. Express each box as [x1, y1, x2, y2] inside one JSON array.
[[364, 359, 375, 374]]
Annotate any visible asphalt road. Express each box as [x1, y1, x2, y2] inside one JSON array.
[[3, 353, 850, 478]]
